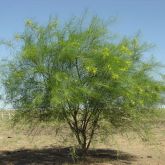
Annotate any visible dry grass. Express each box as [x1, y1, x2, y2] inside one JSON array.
[[0, 110, 164, 165]]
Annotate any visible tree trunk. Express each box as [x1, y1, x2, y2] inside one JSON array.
[[64, 105, 100, 157]]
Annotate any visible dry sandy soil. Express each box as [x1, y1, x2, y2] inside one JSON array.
[[0, 113, 164, 165]]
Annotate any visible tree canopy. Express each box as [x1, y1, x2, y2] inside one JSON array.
[[2, 16, 164, 154]]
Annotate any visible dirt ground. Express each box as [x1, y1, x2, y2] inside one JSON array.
[[0, 115, 164, 165]]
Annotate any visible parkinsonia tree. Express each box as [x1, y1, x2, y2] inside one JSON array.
[[3, 16, 163, 154]]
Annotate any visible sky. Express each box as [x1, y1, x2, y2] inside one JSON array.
[[0, 0, 165, 108]]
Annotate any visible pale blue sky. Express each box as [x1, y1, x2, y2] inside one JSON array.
[[0, 0, 165, 108]]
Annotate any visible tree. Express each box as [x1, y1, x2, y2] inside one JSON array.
[[2, 16, 163, 155]]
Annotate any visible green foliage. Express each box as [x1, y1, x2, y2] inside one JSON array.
[[2, 15, 164, 154]]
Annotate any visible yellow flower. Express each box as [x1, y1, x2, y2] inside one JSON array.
[[86, 66, 97, 75], [107, 64, 112, 71], [112, 73, 119, 80], [92, 67, 97, 74], [71, 42, 80, 47], [120, 45, 132, 55], [86, 66, 90, 72], [120, 67, 127, 72], [125, 61, 132, 66], [102, 47, 110, 58]]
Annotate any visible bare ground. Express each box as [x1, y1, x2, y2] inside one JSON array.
[[0, 116, 164, 165]]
